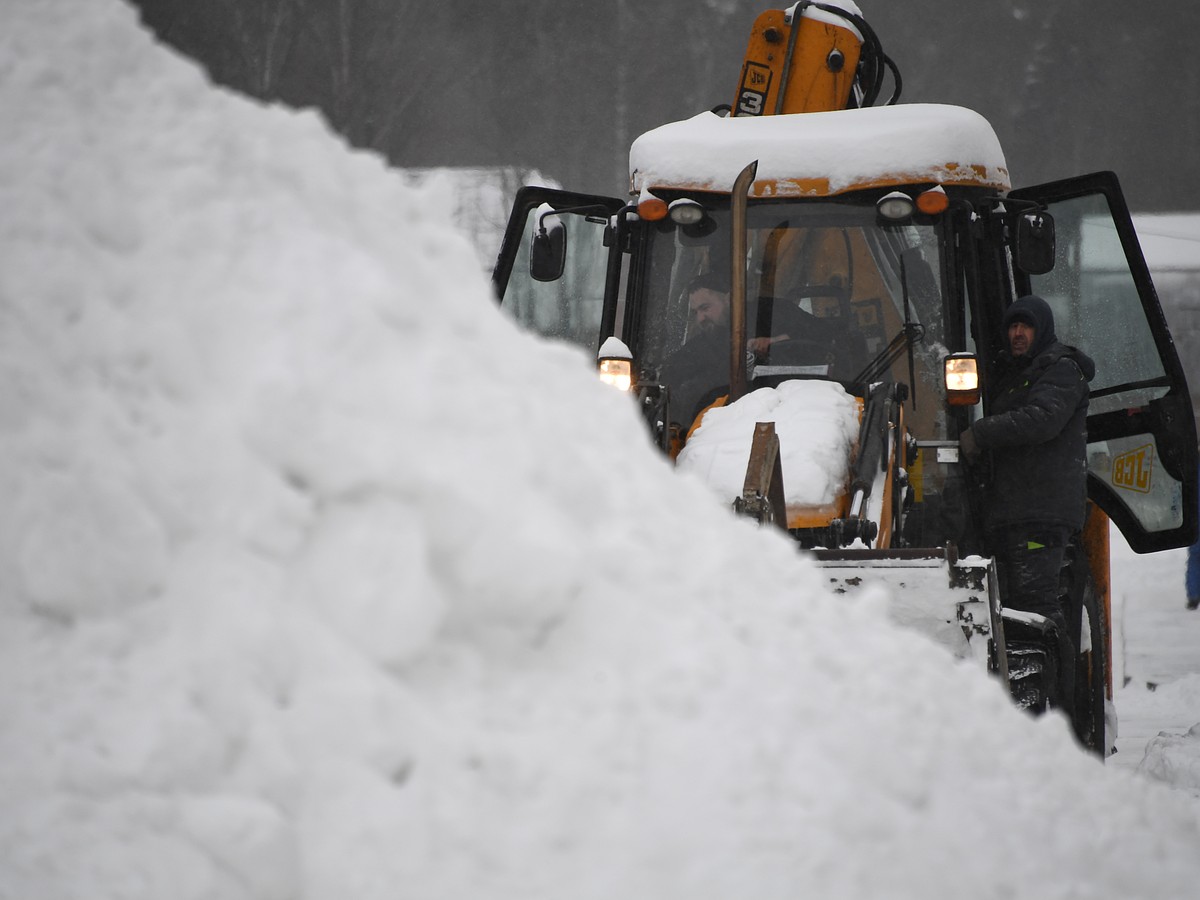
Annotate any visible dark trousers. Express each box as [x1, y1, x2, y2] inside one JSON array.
[[988, 524, 1076, 715]]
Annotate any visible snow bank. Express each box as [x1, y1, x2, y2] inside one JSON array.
[[1143, 725, 1200, 794], [2, 2, 1199, 899], [1127, 675, 1200, 793]]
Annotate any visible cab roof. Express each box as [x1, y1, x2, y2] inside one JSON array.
[[629, 103, 1010, 198]]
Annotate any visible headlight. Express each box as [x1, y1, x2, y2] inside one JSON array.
[[944, 353, 979, 405], [668, 198, 706, 226], [597, 336, 635, 392], [877, 190, 915, 221], [598, 358, 633, 392]]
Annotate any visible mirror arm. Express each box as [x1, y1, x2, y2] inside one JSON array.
[[536, 204, 611, 233]]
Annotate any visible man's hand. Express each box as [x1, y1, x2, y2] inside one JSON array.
[[959, 426, 980, 461], [747, 336, 774, 357]]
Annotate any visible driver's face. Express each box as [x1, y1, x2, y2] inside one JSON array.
[[688, 288, 730, 334], [1008, 320, 1035, 357]]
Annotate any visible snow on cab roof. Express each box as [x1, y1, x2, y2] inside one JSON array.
[[630, 103, 1010, 198]]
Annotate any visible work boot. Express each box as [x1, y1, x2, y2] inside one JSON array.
[[1188, 596, 1200, 610]]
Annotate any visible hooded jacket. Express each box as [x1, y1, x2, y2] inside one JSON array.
[[971, 295, 1097, 532]]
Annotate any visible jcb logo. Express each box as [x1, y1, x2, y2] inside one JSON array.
[[737, 63, 773, 116], [1113, 444, 1154, 493]]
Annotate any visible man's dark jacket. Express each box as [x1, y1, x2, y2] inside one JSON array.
[[971, 295, 1096, 533]]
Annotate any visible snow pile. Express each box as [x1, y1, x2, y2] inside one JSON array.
[[3, 2, 1200, 899], [1108, 535, 1200, 784], [1123, 675, 1200, 793], [677, 380, 859, 508], [1143, 724, 1200, 794]]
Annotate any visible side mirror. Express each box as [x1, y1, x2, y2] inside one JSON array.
[[1013, 210, 1056, 275], [529, 211, 566, 282]]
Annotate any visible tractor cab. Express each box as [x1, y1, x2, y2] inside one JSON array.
[[489, 2, 1197, 755], [492, 104, 1197, 556]]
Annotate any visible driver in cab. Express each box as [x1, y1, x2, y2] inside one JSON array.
[[661, 273, 794, 439], [684, 274, 790, 361]]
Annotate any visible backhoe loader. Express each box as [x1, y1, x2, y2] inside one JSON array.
[[491, 1, 1197, 756]]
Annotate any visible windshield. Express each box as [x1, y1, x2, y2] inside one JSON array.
[[1029, 194, 1170, 414], [631, 199, 950, 437]]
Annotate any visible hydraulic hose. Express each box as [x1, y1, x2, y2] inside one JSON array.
[[801, 1, 902, 106]]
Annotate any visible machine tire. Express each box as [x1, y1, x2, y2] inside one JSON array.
[[1006, 643, 1052, 715]]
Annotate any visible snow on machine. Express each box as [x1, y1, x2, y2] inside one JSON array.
[[491, 2, 1198, 756]]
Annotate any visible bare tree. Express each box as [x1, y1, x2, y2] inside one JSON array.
[[132, 0, 1200, 211], [228, 0, 301, 96]]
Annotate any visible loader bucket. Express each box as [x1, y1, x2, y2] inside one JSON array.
[[811, 547, 1008, 683]]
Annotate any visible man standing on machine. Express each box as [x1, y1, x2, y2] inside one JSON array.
[[959, 294, 1096, 717]]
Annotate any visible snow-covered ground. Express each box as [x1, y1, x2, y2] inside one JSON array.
[[3, 2, 1200, 898], [1110, 533, 1200, 794]]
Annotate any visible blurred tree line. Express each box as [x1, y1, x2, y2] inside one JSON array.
[[134, 0, 1199, 210]]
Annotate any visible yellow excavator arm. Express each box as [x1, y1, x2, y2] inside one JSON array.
[[733, 2, 901, 117], [734, 5, 864, 115]]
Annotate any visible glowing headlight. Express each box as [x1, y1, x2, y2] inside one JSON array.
[[944, 353, 980, 405], [597, 336, 635, 392], [598, 358, 633, 392]]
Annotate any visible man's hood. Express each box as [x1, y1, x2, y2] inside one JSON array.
[[1071, 347, 1097, 381]]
